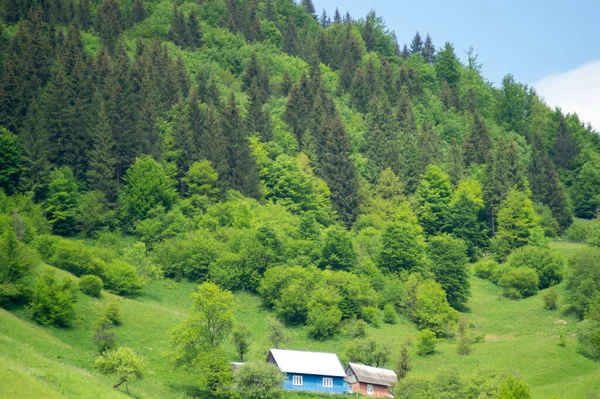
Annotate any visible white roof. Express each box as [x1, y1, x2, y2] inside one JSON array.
[[269, 349, 346, 377]]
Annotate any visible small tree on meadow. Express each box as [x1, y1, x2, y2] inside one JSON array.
[[29, 270, 77, 327], [542, 288, 559, 310], [395, 342, 412, 379], [234, 362, 284, 399], [93, 316, 117, 354], [232, 325, 252, 361], [93, 346, 147, 393], [416, 329, 437, 356]]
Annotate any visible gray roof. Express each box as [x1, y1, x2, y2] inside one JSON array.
[[269, 349, 346, 377], [346, 362, 398, 386]]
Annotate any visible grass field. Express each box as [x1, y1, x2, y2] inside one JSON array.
[[1, 242, 599, 398]]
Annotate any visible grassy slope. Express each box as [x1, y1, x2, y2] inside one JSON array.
[[1, 242, 599, 398]]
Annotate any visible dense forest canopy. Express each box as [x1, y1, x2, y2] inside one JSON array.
[[2, 0, 600, 397]]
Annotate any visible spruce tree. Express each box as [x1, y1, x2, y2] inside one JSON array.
[[264, 0, 275, 21], [552, 113, 579, 170], [320, 114, 360, 227], [363, 16, 376, 53], [301, 0, 317, 19], [422, 34, 435, 63], [416, 165, 453, 236], [339, 24, 363, 91], [199, 105, 227, 183], [333, 8, 342, 24], [463, 110, 491, 166], [76, 0, 92, 30], [88, 102, 117, 201], [221, 93, 260, 198], [171, 101, 194, 190], [19, 99, 51, 199], [350, 67, 370, 115], [396, 86, 420, 193], [95, 0, 123, 54], [317, 31, 332, 66], [401, 44, 410, 59], [435, 42, 461, 87], [131, 0, 147, 25], [528, 132, 572, 231], [446, 138, 465, 187], [44, 65, 74, 168], [168, 8, 188, 47], [187, 8, 202, 49], [285, 81, 310, 148], [283, 16, 300, 56], [410, 32, 423, 55], [320, 10, 330, 28], [281, 71, 292, 97], [418, 122, 442, 175]]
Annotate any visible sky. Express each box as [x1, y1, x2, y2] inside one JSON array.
[[314, 0, 600, 130]]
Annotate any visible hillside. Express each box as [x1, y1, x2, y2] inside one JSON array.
[[1, 0, 600, 398]]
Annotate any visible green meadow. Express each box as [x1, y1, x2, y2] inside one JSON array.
[[1, 242, 598, 399]]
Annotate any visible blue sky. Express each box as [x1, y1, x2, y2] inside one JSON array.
[[314, 0, 600, 129]]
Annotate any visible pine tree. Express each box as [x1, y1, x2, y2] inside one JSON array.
[[95, 0, 123, 54], [463, 110, 491, 166], [171, 101, 194, 190], [187, 8, 202, 49], [396, 86, 420, 192], [416, 165, 453, 236], [365, 96, 401, 179], [339, 24, 363, 91], [88, 102, 117, 201], [401, 44, 410, 59], [264, 0, 275, 21], [199, 105, 228, 184], [76, 0, 92, 30], [418, 122, 442, 174], [553, 113, 579, 170], [363, 16, 376, 52], [131, 0, 147, 25], [435, 42, 461, 87], [285, 81, 310, 148], [333, 8, 342, 24], [422, 34, 435, 63], [410, 32, 423, 55], [168, 8, 188, 47], [44, 65, 74, 168], [483, 137, 512, 236], [175, 54, 190, 99], [528, 132, 572, 231], [320, 114, 360, 227], [446, 138, 465, 187], [320, 10, 330, 28], [283, 16, 300, 56], [317, 31, 332, 66], [19, 99, 51, 199], [350, 68, 370, 115], [301, 0, 317, 19], [221, 93, 260, 198], [281, 71, 292, 96]]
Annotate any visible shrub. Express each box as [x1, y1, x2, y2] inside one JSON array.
[[32, 234, 60, 263], [101, 261, 144, 297], [498, 267, 539, 299], [345, 338, 391, 367], [93, 347, 147, 392], [416, 329, 437, 356], [234, 362, 284, 399], [473, 259, 501, 280], [80, 275, 103, 297], [383, 304, 397, 324], [563, 219, 592, 242], [50, 240, 96, 276], [360, 306, 381, 327], [565, 248, 600, 318], [506, 246, 564, 289], [542, 288, 559, 310], [345, 319, 367, 338], [93, 316, 117, 354], [105, 299, 122, 325], [307, 304, 342, 340], [30, 271, 77, 327]]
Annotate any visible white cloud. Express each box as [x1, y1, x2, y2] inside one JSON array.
[[534, 61, 600, 131]]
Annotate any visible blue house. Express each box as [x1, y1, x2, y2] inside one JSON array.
[[267, 349, 348, 394]]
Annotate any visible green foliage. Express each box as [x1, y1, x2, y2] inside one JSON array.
[[93, 316, 117, 354], [232, 325, 252, 361], [169, 282, 235, 368], [75, 191, 118, 237], [345, 338, 391, 367], [542, 287, 559, 310], [416, 329, 437, 356], [499, 267, 539, 299], [79, 275, 103, 297], [383, 303, 397, 324], [307, 285, 343, 340], [319, 226, 357, 271], [234, 362, 284, 399], [0, 127, 21, 195], [571, 161, 600, 218], [45, 167, 79, 235], [505, 246, 564, 289], [100, 260, 144, 298], [378, 222, 424, 273], [416, 165, 452, 236], [184, 160, 219, 201], [93, 347, 147, 393], [427, 234, 470, 308], [118, 156, 176, 225], [473, 258, 501, 280], [0, 228, 36, 306], [50, 239, 95, 276], [565, 247, 600, 318], [266, 317, 289, 349], [395, 342, 412, 379], [412, 279, 458, 336], [196, 348, 233, 397], [497, 375, 532, 399], [104, 299, 122, 325], [29, 270, 76, 327]]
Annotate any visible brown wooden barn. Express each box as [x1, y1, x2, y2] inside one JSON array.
[[345, 362, 397, 397]]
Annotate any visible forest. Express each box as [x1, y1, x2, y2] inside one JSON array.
[[1, 0, 600, 398]]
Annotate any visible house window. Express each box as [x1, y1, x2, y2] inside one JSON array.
[[292, 375, 303, 386], [322, 377, 333, 388], [367, 384, 374, 395]]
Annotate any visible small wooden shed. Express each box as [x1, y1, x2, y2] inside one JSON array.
[[345, 362, 397, 397]]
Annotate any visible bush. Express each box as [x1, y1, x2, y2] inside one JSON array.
[[506, 246, 564, 289], [105, 299, 122, 325], [360, 306, 381, 327], [80, 275, 103, 297], [498, 267, 539, 299], [563, 219, 592, 242], [101, 261, 144, 297], [383, 304, 397, 324], [32, 234, 60, 263], [565, 248, 600, 318], [473, 259, 501, 280], [93, 316, 117, 354], [50, 240, 96, 276], [345, 318, 367, 338], [542, 288, 559, 310], [234, 362, 284, 399], [416, 329, 437, 356], [30, 271, 77, 327]]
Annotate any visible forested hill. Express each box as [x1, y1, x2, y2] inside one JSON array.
[[2, 0, 600, 398]]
